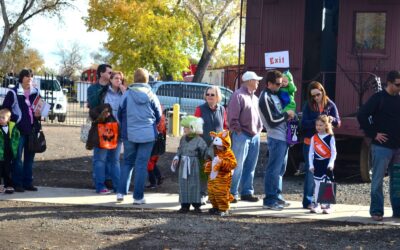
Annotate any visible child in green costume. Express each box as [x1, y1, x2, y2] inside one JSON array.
[[279, 70, 297, 112]]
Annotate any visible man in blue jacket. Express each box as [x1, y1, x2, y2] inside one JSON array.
[[357, 70, 400, 221]]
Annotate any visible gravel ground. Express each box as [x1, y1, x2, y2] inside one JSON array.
[[0, 125, 396, 250]]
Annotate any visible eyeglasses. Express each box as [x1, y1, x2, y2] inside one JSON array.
[[273, 82, 281, 86], [206, 93, 215, 97], [311, 93, 322, 98]]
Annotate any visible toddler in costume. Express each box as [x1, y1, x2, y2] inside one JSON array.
[[0, 108, 20, 194], [279, 70, 297, 112], [204, 130, 237, 216], [171, 116, 208, 213], [309, 115, 337, 214]]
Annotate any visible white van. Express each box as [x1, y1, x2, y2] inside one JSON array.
[[32, 76, 68, 122]]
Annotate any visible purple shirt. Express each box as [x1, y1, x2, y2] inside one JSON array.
[[227, 86, 262, 136]]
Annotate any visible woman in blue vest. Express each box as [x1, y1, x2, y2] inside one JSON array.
[[194, 85, 228, 204]]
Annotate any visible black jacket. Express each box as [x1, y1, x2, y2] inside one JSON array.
[[357, 90, 400, 149]]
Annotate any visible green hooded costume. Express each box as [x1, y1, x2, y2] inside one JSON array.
[[279, 70, 297, 112]]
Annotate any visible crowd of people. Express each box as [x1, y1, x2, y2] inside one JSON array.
[[1, 65, 399, 222]]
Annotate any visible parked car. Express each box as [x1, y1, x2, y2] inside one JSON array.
[[32, 76, 68, 122], [151, 81, 233, 115]]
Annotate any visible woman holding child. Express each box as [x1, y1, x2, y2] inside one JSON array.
[[301, 81, 341, 209]]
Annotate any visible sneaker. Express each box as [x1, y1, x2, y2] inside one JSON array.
[[263, 203, 284, 211], [14, 186, 25, 192], [277, 199, 291, 207], [5, 187, 14, 194], [133, 198, 146, 205], [201, 195, 208, 205], [231, 198, 239, 203], [310, 205, 322, 213], [178, 207, 189, 213], [116, 193, 124, 202], [24, 186, 38, 191], [240, 194, 259, 202], [98, 189, 111, 195], [322, 208, 332, 214], [218, 211, 229, 216], [371, 215, 383, 221]]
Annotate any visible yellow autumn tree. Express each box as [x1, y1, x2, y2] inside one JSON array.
[[85, 0, 198, 80]]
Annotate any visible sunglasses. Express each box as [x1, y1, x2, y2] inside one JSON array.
[[311, 93, 322, 98], [206, 93, 216, 97], [394, 83, 400, 87]]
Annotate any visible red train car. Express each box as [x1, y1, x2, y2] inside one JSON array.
[[243, 0, 400, 181], [80, 68, 97, 84]]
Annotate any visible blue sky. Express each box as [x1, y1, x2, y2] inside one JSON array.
[[27, 0, 107, 70]]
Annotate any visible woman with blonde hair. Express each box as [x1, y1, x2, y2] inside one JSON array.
[[116, 68, 162, 204]]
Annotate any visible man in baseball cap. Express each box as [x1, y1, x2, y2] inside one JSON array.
[[227, 70, 263, 203], [242, 71, 263, 82]]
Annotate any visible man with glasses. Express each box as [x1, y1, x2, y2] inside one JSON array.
[[87, 64, 114, 194], [228, 71, 263, 203], [258, 70, 295, 210], [358, 70, 400, 221]]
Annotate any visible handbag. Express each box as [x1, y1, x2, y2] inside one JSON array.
[[85, 121, 99, 150], [28, 128, 47, 153], [97, 121, 119, 149], [80, 118, 92, 143], [286, 118, 300, 145], [317, 175, 336, 204]]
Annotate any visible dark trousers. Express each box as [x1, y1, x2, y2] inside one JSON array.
[[0, 158, 13, 187], [181, 203, 201, 209], [148, 165, 162, 185]]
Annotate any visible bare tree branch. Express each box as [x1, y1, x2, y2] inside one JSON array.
[[0, 0, 73, 53]]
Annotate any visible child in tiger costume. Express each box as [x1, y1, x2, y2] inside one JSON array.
[[204, 130, 237, 216]]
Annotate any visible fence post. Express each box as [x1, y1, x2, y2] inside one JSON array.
[[172, 103, 180, 137]]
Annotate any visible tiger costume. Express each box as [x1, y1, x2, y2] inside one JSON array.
[[204, 130, 237, 216]]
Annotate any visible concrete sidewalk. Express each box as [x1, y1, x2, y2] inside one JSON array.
[[1, 186, 399, 226]]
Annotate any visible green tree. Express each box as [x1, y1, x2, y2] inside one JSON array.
[[181, 0, 240, 82], [86, 0, 197, 80], [0, 0, 74, 53]]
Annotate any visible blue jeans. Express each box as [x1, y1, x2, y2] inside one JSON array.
[[230, 131, 260, 198], [302, 143, 314, 208], [370, 144, 400, 216], [93, 147, 109, 192], [118, 139, 154, 200], [263, 137, 289, 206], [12, 135, 35, 188], [106, 142, 122, 191]]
